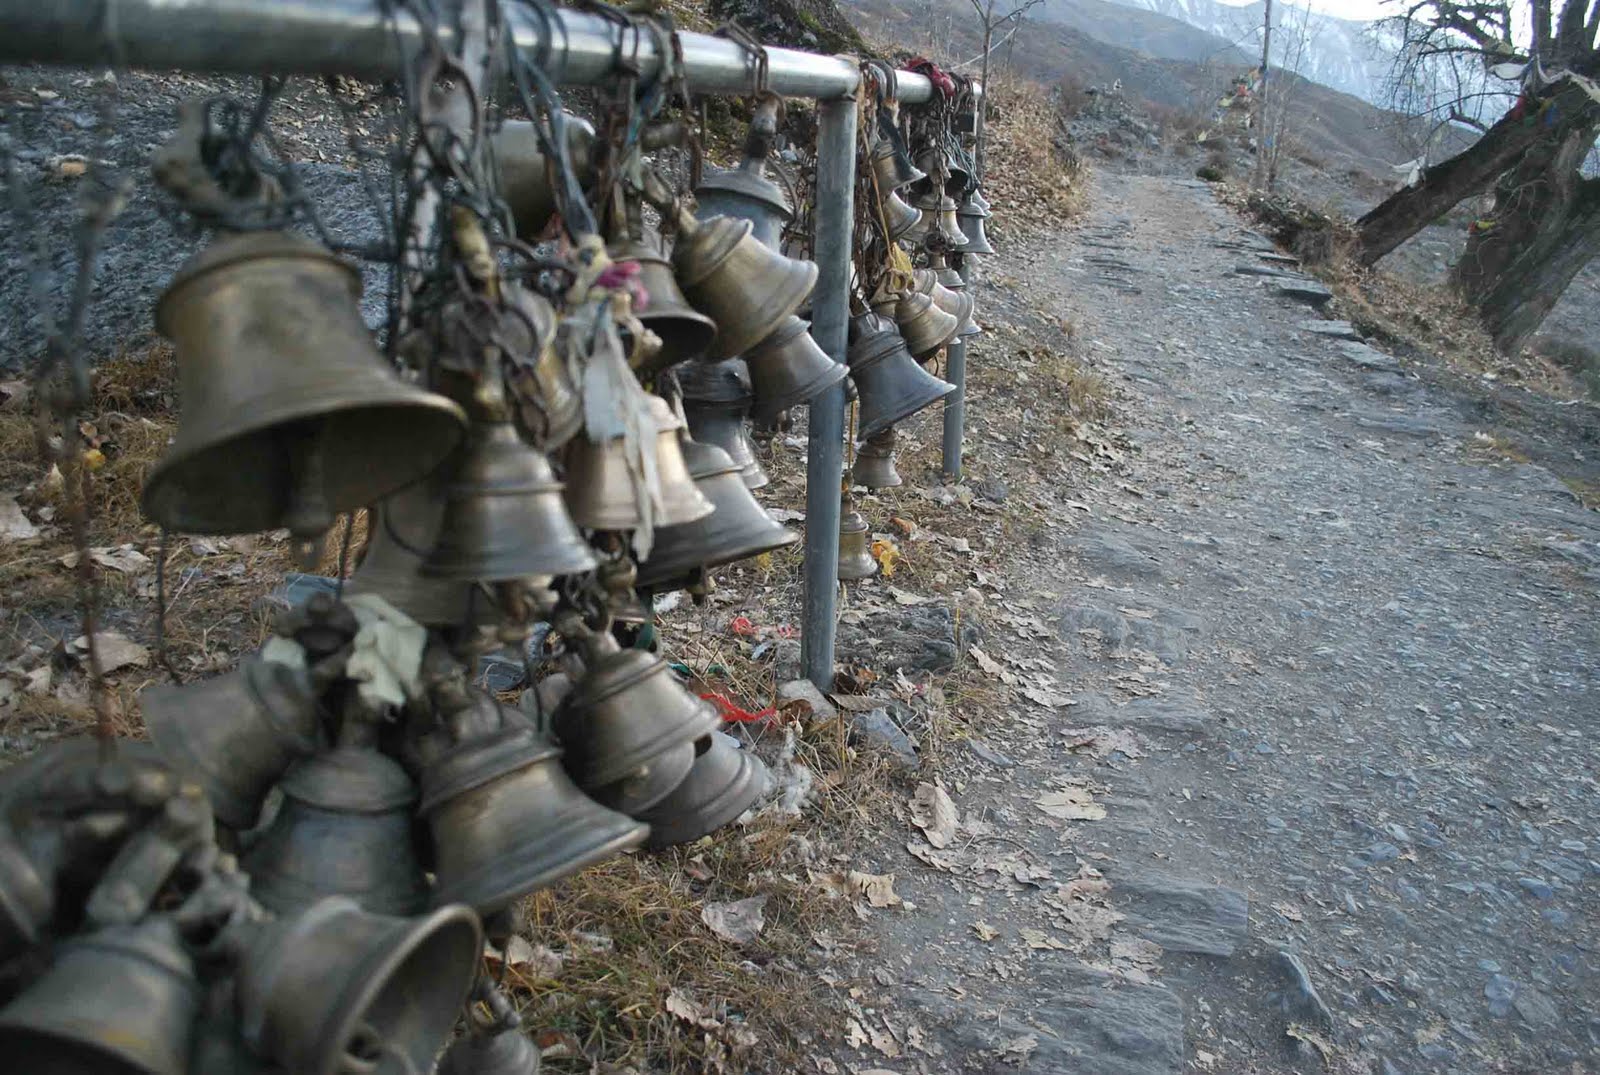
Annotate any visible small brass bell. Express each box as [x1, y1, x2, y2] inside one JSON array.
[[419, 709, 647, 916], [915, 268, 976, 330], [694, 95, 793, 251], [233, 896, 481, 1075], [882, 187, 924, 242], [347, 475, 512, 629], [494, 115, 597, 241], [847, 312, 955, 442], [438, 1021, 541, 1075], [640, 732, 771, 849], [869, 131, 923, 192], [141, 657, 321, 832], [598, 556, 651, 625], [502, 285, 584, 451], [838, 502, 878, 582], [889, 288, 960, 359], [956, 194, 997, 256], [424, 417, 598, 582], [241, 747, 430, 917], [554, 628, 720, 816], [913, 144, 972, 195], [745, 316, 849, 422], [563, 395, 715, 532], [854, 427, 903, 490], [608, 237, 717, 372], [679, 358, 768, 491], [0, 915, 199, 1074], [672, 212, 817, 360], [144, 231, 467, 538], [636, 438, 799, 593], [901, 190, 967, 251]]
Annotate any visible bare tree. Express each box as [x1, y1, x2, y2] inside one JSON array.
[[1257, 4, 1329, 191], [967, 0, 1045, 182], [1355, 0, 1600, 353]]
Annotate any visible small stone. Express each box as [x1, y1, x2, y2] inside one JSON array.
[[965, 737, 1017, 769], [849, 708, 919, 769], [1518, 877, 1555, 901], [1380, 1058, 1407, 1075], [1521, 822, 1544, 847], [971, 476, 1009, 503], [1365, 983, 1398, 1006], [1360, 842, 1401, 865], [1558, 839, 1587, 853], [1272, 951, 1334, 1031], [1542, 907, 1572, 927], [1478, 958, 1502, 973], [1254, 741, 1276, 755], [776, 679, 837, 722], [1395, 882, 1423, 903], [1513, 988, 1559, 1029], [1265, 815, 1289, 832], [1484, 973, 1517, 1017]]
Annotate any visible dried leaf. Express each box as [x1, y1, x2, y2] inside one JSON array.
[[701, 895, 767, 943], [870, 539, 901, 578], [968, 645, 1004, 676], [999, 1034, 1039, 1064], [1034, 787, 1106, 821], [1272, 901, 1304, 923], [1060, 725, 1147, 759], [972, 921, 998, 941], [1019, 927, 1069, 950], [847, 871, 901, 908], [67, 631, 149, 674], [909, 781, 959, 848], [0, 496, 40, 541]]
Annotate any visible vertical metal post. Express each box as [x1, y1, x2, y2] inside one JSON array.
[[941, 257, 972, 480], [801, 93, 857, 690]]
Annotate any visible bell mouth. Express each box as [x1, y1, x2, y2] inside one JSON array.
[[586, 736, 700, 816]]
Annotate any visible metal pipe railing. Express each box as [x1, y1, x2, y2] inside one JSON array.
[[0, 0, 976, 693]]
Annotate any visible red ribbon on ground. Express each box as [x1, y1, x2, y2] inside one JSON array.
[[700, 692, 776, 724]]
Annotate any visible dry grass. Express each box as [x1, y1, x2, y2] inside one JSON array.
[[983, 73, 1088, 237]]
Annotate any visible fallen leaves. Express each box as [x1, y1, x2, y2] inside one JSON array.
[[67, 631, 149, 674], [972, 921, 998, 941], [0, 496, 40, 541], [1034, 785, 1107, 822], [701, 895, 767, 943], [58, 544, 151, 574], [848, 871, 901, 909], [909, 782, 959, 848], [1060, 725, 1147, 759]]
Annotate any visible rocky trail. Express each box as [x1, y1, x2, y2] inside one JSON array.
[[815, 174, 1600, 1075]]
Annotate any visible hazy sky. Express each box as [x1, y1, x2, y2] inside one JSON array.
[[1216, 0, 1395, 19]]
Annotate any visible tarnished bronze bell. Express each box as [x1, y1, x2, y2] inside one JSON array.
[[144, 231, 466, 538], [494, 115, 597, 240], [915, 268, 976, 329], [901, 190, 967, 251], [609, 237, 717, 372], [869, 131, 923, 192], [838, 505, 878, 581], [914, 145, 971, 195], [233, 896, 480, 1075], [503, 285, 584, 450], [347, 474, 510, 629], [241, 747, 429, 917], [854, 427, 903, 490], [956, 194, 996, 256], [847, 312, 955, 441], [889, 288, 960, 359], [745, 316, 849, 422], [640, 732, 771, 849], [563, 395, 715, 531], [882, 187, 924, 241], [141, 657, 320, 832], [438, 1023, 541, 1075], [672, 211, 817, 360], [0, 916, 198, 1074], [424, 417, 597, 582], [419, 705, 647, 916], [637, 438, 799, 593], [695, 96, 793, 251], [554, 629, 720, 816], [679, 358, 768, 491]]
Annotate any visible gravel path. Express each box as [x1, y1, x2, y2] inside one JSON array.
[[821, 173, 1600, 1075]]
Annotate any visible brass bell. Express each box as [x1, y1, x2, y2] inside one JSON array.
[[609, 237, 717, 372], [915, 268, 976, 330], [882, 187, 924, 242], [0, 916, 199, 1073], [847, 312, 955, 442], [745, 316, 849, 422], [554, 629, 720, 816], [640, 732, 771, 849], [502, 285, 584, 451], [347, 475, 511, 629], [0, 825, 50, 966], [956, 194, 996, 256], [141, 657, 321, 832], [694, 96, 793, 251], [494, 115, 597, 240], [869, 130, 923, 192], [636, 438, 799, 593], [679, 359, 768, 491], [419, 710, 647, 916], [838, 503, 878, 581], [888, 288, 959, 359], [144, 230, 466, 538], [241, 747, 430, 917], [424, 417, 598, 582], [563, 395, 715, 532], [438, 1024, 541, 1075], [901, 190, 967, 251], [233, 896, 481, 1075], [854, 427, 903, 490], [672, 212, 817, 360], [913, 145, 971, 196]]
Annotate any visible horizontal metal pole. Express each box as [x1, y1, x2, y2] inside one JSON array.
[[0, 0, 952, 102]]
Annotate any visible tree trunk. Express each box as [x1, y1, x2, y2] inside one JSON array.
[[1454, 120, 1600, 353], [1355, 80, 1597, 267]]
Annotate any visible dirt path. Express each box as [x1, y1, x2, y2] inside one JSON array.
[[818, 173, 1600, 1075]]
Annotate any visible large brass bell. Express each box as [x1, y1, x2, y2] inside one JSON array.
[[609, 237, 717, 372], [144, 230, 466, 537], [494, 115, 597, 240], [563, 395, 714, 531], [679, 359, 768, 491], [0, 916, 198, 1074], [233, 896, 481, 1075], [241, 747, 430, 917], [956, 193, 996, 256], [694, 95, 793, 251], [854, 427, 903, 490], [869, 130, 923, 192], [419, 699, 647, 916], [639, 732, 771, 849], [900, 190, 967, 251], [847, 312, 955, 442], [141, 657, 320, 832], [636, 438, 799, 593], [884, 288, 959, 359], [745, 316, 849, 422], [672, 212, 817, 360], [347, 475, 508, 629], [838, 502, 878, 581], [502, 285, 584, 450], [424, 417, 597, 582], [553, 628, 720, 816]]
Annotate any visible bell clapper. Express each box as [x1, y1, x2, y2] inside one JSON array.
[[281, 420, 336, 567]]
